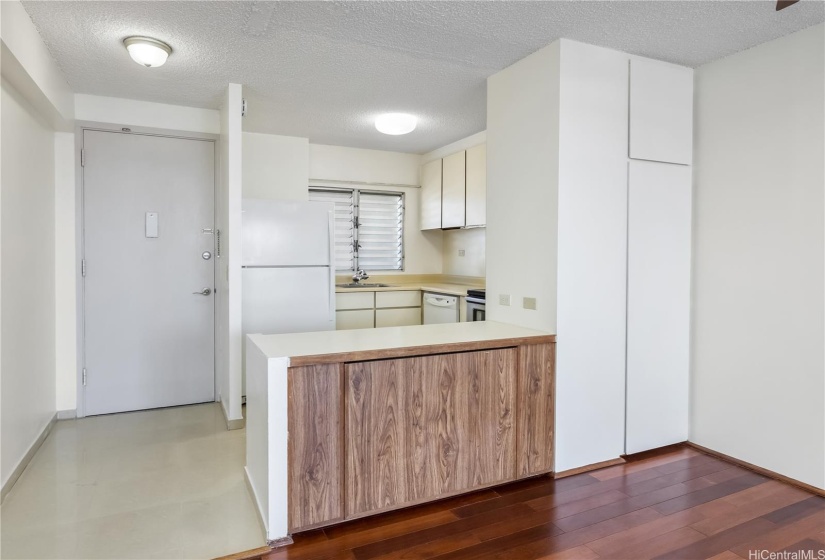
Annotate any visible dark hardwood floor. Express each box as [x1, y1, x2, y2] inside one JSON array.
[[230, 445, 825, 560]]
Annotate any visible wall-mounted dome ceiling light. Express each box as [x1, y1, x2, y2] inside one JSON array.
[[375, 113, 417, 135], [123, 36, 172, 68]]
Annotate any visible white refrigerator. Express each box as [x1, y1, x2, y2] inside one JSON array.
[[242, 199, 336, 392]]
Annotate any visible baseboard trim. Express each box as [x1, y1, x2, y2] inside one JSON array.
[[221, 400, 245, 431], [212, 546, 274, 560], [56, 409, 76, 420], [622, 442, 690, 462], [267, 536, 294, 548], [1, 412, 57, 503], [244, 466, 270, 542], [555, 457, 626, 479], [686, 442, 825, 498]]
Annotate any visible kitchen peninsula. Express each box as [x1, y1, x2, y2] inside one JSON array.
[[245, 321, 556, 545]]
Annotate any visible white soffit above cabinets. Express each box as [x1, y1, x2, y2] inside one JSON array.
[[21, 0, 825, 153]]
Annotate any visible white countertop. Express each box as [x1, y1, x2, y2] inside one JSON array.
[[248, 321, 554, 362], [335, 282, 477, 297]]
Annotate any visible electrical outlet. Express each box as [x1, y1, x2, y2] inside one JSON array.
[[523, 297, 537, 310], [499, 294, 511, 306], [458, 249, 465, 257]]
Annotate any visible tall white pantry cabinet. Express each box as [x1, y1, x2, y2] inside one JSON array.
[[488, 39, 693, 472], [558, 42, 694, 461]]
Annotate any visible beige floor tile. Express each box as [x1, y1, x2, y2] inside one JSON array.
[[1, 403, 264, 560]]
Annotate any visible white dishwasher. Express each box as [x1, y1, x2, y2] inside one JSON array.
[[423, 292, 459, 324]]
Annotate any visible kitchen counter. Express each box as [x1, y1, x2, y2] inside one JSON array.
[[248, 320, 555, 366], [334, 281, 479, 297], [245, 321, 556, 545]]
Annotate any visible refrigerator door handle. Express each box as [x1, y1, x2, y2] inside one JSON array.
[[328, 210, 335, 321]]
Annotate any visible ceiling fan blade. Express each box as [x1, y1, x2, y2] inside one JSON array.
[[776, 0, 800, 10]]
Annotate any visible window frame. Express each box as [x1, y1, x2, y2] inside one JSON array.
[[309, 185, 406, 273]]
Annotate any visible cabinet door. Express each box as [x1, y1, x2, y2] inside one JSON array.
[[335, 291, 375, 311], [516, 344, 555, 477], [345, 349, 516, 517], [375, 307, 421, 328], [625, 161, 691, 454], [629, 59, 693, 165], [465, 144, 486, 227], [420, 159, 442, 230], [441, 151, 466, 228], [375, 290, 421, 308], [288, 364, 343, 531], [335, 309, 374, 330]]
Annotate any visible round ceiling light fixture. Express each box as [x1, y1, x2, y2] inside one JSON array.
[[375, 113, 417, 135], [123, 36, 172, 68]]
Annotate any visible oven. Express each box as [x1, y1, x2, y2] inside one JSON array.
[[466, 289, 486, 322]]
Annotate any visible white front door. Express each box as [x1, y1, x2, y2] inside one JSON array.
[[82, 130, 216, 416]]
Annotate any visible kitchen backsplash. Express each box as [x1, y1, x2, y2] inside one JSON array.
[[442, 227, 486, 278]]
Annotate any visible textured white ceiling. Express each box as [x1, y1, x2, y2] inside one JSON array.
[[21, 1, 825, 153]]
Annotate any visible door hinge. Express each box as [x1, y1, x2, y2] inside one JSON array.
[[80, 149, 85, 167], [82, 368, 87, 386], [81, 259, 86, 277]]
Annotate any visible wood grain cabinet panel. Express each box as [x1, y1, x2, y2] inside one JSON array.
[[288, 364, 343, 531], [516, 344, 556, 476], [346, 358, 408, 516], [345, 348, 517, 518]]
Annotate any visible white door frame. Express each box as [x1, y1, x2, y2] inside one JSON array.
[[74, 122, 219, 418]]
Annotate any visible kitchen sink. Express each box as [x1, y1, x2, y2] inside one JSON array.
[[336, 283, 394, 288]]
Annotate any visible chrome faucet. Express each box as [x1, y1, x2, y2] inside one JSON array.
[[352, 268, 369, 283]]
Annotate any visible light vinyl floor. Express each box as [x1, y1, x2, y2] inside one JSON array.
[[1, 403, 265, 559]]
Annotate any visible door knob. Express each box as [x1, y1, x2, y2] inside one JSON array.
[[193, 288, 212, 296]]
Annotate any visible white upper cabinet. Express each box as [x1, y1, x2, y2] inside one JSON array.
[[420, 143, 487, 231], [465, 144, 487, 227], [420, 159, 442, 230], [441, 151, 466, 228], [629, 59, 694, 165]]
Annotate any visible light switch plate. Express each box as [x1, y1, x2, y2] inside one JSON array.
[[145, 212, 158, 238], [458, 249, 465, 257], [523, 297, 537, 310], [499, 294, 511, 306]]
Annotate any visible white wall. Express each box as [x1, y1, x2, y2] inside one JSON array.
[[0, 0, 73, 127], [1, 78, 57, 487], [216, 84, 244, 425], [242, 132, 308, 200], [421, 131, 486, 164], [74, 94, 220, 134], [309, 143, 443, 275], [554, 40, 630, 471], [691, 24, 825, 489], [54, 132, 76, 413], [442, 228, 485, 278], [309, 144, 420, 186], [486, 42, 559, 331]]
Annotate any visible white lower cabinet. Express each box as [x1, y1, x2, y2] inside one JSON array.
[[375, 290, 421, 309], [336, 309, 375, 330], [336, 292, 375, 311], [375, 308, 421, 328], [336, 292, 375, 330], [336, 290, 422, 330]]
